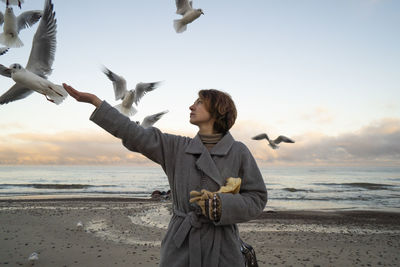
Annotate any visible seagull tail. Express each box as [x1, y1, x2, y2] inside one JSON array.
[[0, 33, 24, 48], [173, 19, 187, 33], [114, 103, 138, 117], [47, 84, 68, 105]]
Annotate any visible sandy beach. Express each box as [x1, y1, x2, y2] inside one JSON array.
[[1, 198, 399, 267]]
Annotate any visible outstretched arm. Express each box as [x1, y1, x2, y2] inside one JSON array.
[[62, 83, 102, 107]]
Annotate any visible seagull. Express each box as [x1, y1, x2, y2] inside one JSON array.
[[28, 252, 39, 264], [136, 110, 169, 128], [0, 0, 67, 105], [0, 46, 8, 55], [114, 81, 160, 116], [114, 89, 138, 117], [0, 6, 42, 48], [252, 133, 295, 150], [174, 0, 204, 33], [102, 66, 161, 116], [1, 0, 24, 9]]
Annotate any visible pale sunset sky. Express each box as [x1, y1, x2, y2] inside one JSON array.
[[0, 0, 399, 166]]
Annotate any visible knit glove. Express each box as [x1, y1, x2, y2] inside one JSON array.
[[189, 177, 242, 222], [189, 189, 221, 222]]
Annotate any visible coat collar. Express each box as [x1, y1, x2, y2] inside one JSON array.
[[185, 132, 235, 156], [185, 132, 235, 186]]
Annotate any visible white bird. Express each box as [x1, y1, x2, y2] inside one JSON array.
[[252, 133, 295, 150], [136, 110, 169, 128], [76, 221, 83, 230], [28, 252, 39, 264], [174, 0, 204, 33], [0, 46, 8, 55], [114, 89, 138, 117], [1, 0, 24, 9], [0, 6, 42, 48], [0, 0, 67, 105], [102, 66, 161, 117]]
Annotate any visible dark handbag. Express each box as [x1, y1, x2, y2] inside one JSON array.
[[240, 238, 258, 267]]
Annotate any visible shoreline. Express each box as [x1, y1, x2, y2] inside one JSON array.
[[1, 194, 399, 213], [1, 200, 399, 266]]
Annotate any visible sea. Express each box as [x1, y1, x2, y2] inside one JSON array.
[[0, 165, 399, 212]]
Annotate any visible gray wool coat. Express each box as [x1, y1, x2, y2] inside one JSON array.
[[90, 101, 268, 267]]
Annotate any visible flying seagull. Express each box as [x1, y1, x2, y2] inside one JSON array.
[[252, 133, 295, 150], [174, 0, 204, 33], [0, 0, 68, 105], [0, 6, 41, 47], [1, 0, 24, 9], [114, 89, 138, 117], [136, 110, 169, 128], [102, 66, 161, 116]]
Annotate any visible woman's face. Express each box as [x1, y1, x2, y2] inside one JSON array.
[[189, 98, 213, 126]]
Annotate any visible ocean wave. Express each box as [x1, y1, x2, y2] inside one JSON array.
[[282, 188, 312, 193], [313, 182, 395, 190], [0, 183, 117, 189], [271, 195, 400, 201]]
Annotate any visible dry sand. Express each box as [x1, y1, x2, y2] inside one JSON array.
[[1, 198, 399, 266]]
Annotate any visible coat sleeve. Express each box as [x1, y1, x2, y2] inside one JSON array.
[[89, 101, 180, 170], [215, 145, 268, 225]]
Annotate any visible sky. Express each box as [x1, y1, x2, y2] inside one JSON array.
[[0, 0, 399, 166]]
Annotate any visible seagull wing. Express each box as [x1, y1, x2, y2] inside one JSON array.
[[0, 47, 8, 56], [176, 0, 192, 15], [102, 66, 127, 100], [0, 11, 4, 26], [17, 10, 42, 32], [0, 64, 11, 77], [25, 0, 56, 78], [1, 0, 25, 6], [0, 84, 33, 104], [133, 81, 160, 106], [141, 110, 169, 128], [252, 133, 270, 141], [274, 135, 295, 144]]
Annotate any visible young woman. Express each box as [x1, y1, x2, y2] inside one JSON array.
[[62, 83, 268, 267]]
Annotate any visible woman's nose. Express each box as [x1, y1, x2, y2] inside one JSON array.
[[189, 104, 194, 111]]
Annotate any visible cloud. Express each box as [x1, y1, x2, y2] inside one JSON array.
[[1, 118, 399, 166], [231, 117, 400, 166], [0, 123, 25, 130], [298, 107, 334, 124], [0, 130, 156, 165]]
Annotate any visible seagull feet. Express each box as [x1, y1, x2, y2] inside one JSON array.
[[44, 95, 55, 103]]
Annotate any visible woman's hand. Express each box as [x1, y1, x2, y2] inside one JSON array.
[[62, 83, 102, 107]]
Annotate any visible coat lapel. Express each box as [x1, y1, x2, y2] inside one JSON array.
[[185, 133, 235, 186]]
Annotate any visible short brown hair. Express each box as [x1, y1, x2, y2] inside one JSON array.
[[198, 89, 237, 134]]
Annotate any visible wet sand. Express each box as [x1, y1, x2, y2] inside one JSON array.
[[1, 198, 399, 266]]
